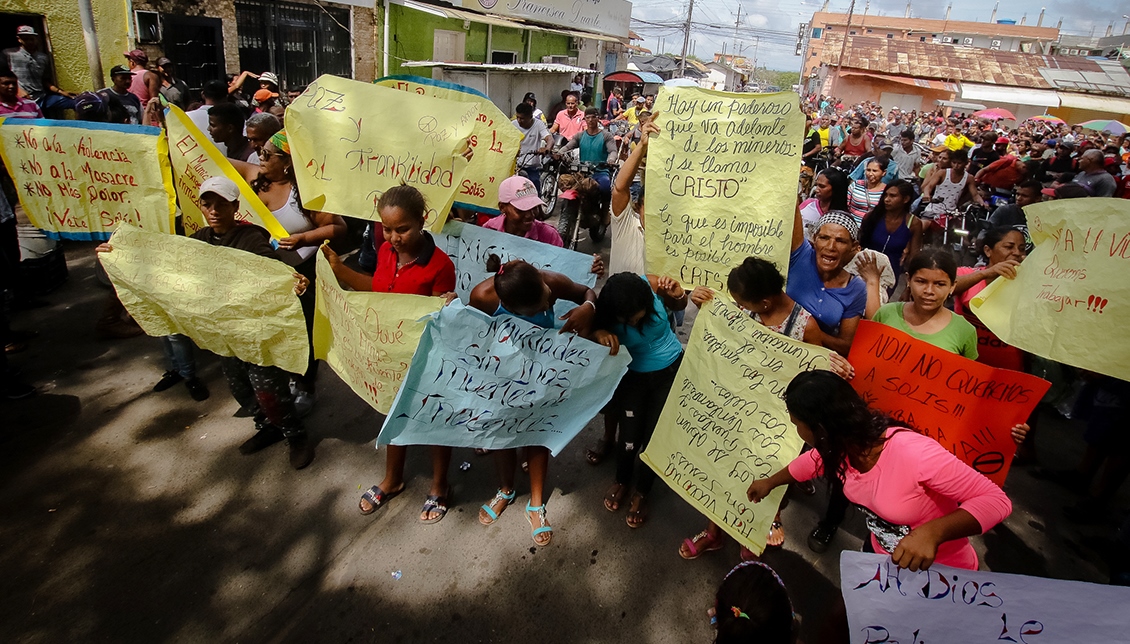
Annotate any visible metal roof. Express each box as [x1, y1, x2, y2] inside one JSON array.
[[605, 70, 664, 84], [821, 34, 1120, 89], [400, 61, 595, 74]]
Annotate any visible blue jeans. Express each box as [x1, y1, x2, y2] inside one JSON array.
[[163, 334, 197, 379], [37, 93, 75, 119], [522, 166, 542, 196]]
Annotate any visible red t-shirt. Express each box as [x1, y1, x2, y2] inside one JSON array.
[[371, 231, 456, 295], [953, 266, 1024, 371]]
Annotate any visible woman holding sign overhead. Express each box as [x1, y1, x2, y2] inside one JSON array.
[[748, 370, 1012, 571], [228, 130, 347, 414], [321, 185, 458, 524], [469, 255, 598, 546]]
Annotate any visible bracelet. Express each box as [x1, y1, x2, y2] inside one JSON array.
[[583, 300, 596, 311]]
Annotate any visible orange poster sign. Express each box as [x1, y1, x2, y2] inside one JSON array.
[[847, 321, 1050, 486]]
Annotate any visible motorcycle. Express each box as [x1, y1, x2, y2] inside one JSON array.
[[556, 160, 612, 250], [516, 151, 561, 220]]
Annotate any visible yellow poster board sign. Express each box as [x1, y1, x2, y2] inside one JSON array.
[[100, 224, 309, 374], [164, 105, 289, 240], [312, 251, 443, 414], [0, 118, 176, 240], [287, 74, 477, 232], [641, 296, 831, 555], [376, 75, 521, 214], [644, 88, 803, 290], [971, 198, 1130, 381]]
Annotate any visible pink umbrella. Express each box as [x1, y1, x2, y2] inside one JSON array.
[[973, 107, 1017, 121]]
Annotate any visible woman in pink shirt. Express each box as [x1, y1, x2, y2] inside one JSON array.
[[747, 371, 1012, 571]]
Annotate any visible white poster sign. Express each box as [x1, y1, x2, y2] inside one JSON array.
[[840, 551, 1130, 643]]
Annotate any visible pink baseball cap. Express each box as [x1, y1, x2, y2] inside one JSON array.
[[499, 176, 545, 211]]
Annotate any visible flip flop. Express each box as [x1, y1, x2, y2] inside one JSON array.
[[766, 521, 785, 548], [420, 487, 453, 524], [625, 493, 648, 528], [586, 439, 611, 465], [604, 483, 626, 512], [358, 483, 405, 515], [680, 530, 726, 560]]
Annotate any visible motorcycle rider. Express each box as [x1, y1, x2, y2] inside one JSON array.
[[555, 107, 618, 240]]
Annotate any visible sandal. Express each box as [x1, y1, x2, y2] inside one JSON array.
[[474, 448, 490, 456], [604, 483, 626, 512], [766, 521, 785, 548], [526, 502, 553, 546], [625, 492, 648, 528], [680, 530, 726, 560], [479, 488, 516, 525], [420, 486, 453, 524], [586, 439, 611, 466], [740, 546, 760, 561], [358, 483, 405, 515]]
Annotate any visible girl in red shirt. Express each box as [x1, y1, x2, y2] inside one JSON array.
[[322, 185, 458, 524]]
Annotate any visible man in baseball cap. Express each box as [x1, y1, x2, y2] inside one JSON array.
[[481, 176, 562, 245], [123, 48, 160, 104], [6, 25, 75, 117], [193, 174, 316, 469]]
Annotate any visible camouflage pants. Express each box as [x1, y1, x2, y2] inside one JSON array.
[[220, 357, 302, 437]]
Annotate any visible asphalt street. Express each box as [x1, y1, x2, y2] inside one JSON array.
[[1, 231, 1123, 643]]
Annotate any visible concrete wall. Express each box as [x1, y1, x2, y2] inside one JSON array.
[[832, 75, 953, 112], [5, 0, 132, 92]]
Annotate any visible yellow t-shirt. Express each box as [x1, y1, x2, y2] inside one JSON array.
[[817, 126, 831, 148], [624, 106, 639, 125], [944, 134, 974, 151]]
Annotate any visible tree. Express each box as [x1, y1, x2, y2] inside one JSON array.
[[763, 70, 800, 88]]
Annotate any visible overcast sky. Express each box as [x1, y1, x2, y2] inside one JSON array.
[[631, 0, 1130, 72]]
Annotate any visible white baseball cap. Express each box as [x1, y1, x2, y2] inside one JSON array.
[[199, 176, 240, 202]]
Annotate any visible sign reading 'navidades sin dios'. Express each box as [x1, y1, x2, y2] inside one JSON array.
[[463, 0, 632, 40]]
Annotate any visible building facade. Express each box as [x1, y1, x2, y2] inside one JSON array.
[[800, 11, 1060, 82], [3, 0, 629, 101]]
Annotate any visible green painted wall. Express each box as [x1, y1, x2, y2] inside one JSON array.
[[529, 32, 571, 63], [387, 3, 573, 77]]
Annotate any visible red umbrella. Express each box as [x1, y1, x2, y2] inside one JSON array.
[[973, 107, 1017, 121]]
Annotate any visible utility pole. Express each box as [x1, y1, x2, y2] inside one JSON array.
[[679, 0, 695, 76], [732, 4, 742, 63], [832, 0, 857, 95]]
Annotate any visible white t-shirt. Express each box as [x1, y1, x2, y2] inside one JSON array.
[[513, 118, 550, 166], [609, 202, 646, 276], [186, 106, 227, 156]]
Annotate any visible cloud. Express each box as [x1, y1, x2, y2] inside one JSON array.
[[745, 13, 770, 28]]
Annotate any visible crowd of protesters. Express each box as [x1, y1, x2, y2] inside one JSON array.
[[1, 26, 1129, 642]]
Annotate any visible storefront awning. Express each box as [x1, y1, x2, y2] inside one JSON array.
[[959, 83, 1060, 107], [936, 99, 987, 110], [1056, 92, 1130, 115], [394, 0, 625, 44], [604, 71, 664, 84], [838, 71, 957, 92]]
